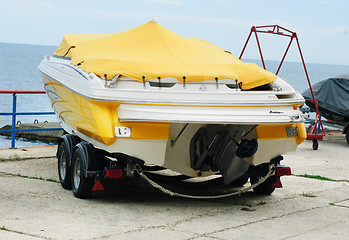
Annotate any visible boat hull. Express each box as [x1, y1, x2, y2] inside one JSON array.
[[39, 57, 307, 178]]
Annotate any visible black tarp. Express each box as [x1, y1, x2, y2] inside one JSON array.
[[302, 75, 349, 122]]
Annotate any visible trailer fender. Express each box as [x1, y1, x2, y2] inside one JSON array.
[[74, 142, 102, 172], [57, 134, 80, 167]]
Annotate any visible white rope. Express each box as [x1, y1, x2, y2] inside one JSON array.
[[135, 165, 275, 199]]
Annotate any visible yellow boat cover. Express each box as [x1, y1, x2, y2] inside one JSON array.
[[54, 21, 276, 89]]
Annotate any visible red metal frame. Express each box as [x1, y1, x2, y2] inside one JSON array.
[[239, 25, 325, 141], [0, 90, 45, 94]]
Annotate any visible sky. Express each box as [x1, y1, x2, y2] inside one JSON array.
[[0, 0, 348, 66]]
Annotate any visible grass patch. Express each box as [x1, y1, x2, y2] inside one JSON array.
[[29, 176, 59, 183], [230, 198, 252, 207], [9, 154, 21, 161], [293, 174, 341, 182], [284, 194, 298, 200], [46, 178, 58, 183], [15, 174, 59, 183], [302, 192, 316, 198], [256, 200, 267, 206], [0, 225, 32, 237], [240, 200, 253, 207], [29, 176, 45, 181]]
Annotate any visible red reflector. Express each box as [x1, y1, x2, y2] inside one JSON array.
[[272, 177, 283, 188], [276, 167, 291, 176], [92, 179, 104, 191], [105, 169, 123, 179]]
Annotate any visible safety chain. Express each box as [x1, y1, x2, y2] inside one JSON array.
[[134, 164, 276, 199]]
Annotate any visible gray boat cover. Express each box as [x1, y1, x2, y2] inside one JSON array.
[[302, 75, 349, 117]]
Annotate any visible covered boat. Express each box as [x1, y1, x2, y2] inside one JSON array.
[[38, 21, 307, 198], [303, 75, 349, 124], [303, 75, 349, 144]]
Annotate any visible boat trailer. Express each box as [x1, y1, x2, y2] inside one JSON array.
[[57, 134, 292, 199], [239, 25, 325, 150]]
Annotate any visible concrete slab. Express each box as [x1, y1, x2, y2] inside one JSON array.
[[103, 228, 194, 240], [333, 199, 349, 208], [0, 134, 348, 240], [0, 157, 58, 181], [209, 206, 349, 240], [0, 231, 43, 240], [283, 139, 349, 181], [285, 221, 349, 240], [0, 145, 56, 160]]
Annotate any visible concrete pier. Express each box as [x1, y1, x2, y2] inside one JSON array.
[[0, 122, 63, 142]]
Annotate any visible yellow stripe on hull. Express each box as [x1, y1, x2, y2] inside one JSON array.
[[256, 123, 306, 145], [43, 74, 171, 145]]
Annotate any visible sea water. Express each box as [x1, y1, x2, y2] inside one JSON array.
[[0, 42, 348, 148], [0, 42, 57, 148]]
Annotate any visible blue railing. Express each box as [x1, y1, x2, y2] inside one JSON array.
[[0, 90, 63, 148]]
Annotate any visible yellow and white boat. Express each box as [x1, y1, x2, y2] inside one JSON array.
[[38, 21, 307, 198]]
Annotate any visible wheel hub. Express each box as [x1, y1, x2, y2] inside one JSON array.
[[73, 157, 81, 189]]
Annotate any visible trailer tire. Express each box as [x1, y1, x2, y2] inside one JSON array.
[[230, 175, 249, 187], [57, 134, 80, 190], [250, 175, 277, 195], [312, 140, 319, 150], [71, 142, 94, 199], [346, 128, 349, 145], [57, 142, 72, 190]]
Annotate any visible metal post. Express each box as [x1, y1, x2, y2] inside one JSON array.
[[317, 119, 321, 134], [239, 27, 254, 60], [11, 93, 17, 148], [254, 29, 266, 70], [0, 90, 63, 148], [275, 35, 294, 75]]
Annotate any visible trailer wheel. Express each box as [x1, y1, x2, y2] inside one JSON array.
[[250, 175, 278, 195], [346, 128, 349, 145], [57, 142, 72, 190], [230, 176, 249, 187], [312, 140, 319, 150], [57, 134, 80, 190], [71, 143, 94, 199]]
